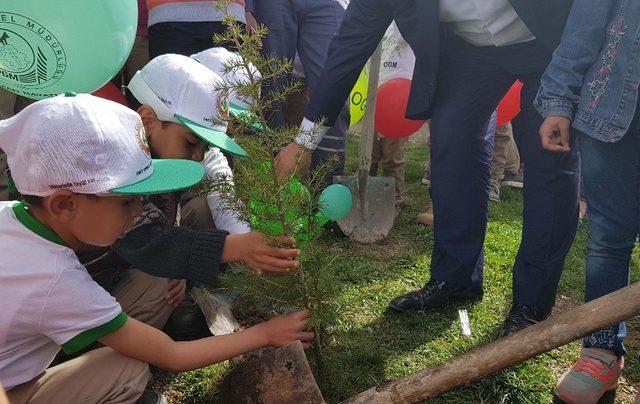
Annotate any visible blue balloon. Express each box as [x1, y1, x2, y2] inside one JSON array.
[[319, 184, 352, 221]]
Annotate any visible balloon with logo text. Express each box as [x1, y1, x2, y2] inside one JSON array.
[[0, 0, 137, 99], [374, 77, 426, 138]]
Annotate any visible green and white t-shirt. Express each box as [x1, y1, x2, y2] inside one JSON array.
[[0, 201, 127, 390]]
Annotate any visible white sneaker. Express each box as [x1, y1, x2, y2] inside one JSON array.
[[489, 178, 501, 202]]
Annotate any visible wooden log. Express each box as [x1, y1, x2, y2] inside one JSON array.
[[217, 341, 325, 403], [342, 282, 640, 404]]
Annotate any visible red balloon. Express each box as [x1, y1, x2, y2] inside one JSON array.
[[374, 78, 426, 138], [93, 82, 129, 107], [497, 81, 523, 127]]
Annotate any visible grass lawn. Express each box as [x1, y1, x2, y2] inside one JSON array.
[[163, 132, 640, 403]]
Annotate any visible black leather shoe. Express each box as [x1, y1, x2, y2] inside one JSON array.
[[502, 302, 552, 336], [388, 280, 483, 313]]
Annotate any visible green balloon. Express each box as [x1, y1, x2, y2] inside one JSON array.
[[319, 184, 353, 221], [349, 68, 368, 126], [0, 1, 137, 99]]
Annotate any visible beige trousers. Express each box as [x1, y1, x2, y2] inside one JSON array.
[[180, 194, 215, 231], [370, 132, 408, 203], [492, 123, 520, 180], [7, 270, 173, 404]]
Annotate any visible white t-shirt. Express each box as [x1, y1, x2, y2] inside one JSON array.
[[0, 201, 125, 390]]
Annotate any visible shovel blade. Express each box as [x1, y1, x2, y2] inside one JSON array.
[[335, 175, 396, 243]]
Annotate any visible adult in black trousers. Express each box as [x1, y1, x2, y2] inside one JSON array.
[[275, 0, 578, 335]]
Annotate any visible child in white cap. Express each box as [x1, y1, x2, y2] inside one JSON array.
[[191, 46, 261, 117], [129, 53, 250, 235], [0, 94, 312, 403], [74, 54, 299, 342]]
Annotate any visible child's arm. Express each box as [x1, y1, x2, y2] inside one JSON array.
[[201, 148, 251, 234], [534, 0, 618, 119], [100, 310, 313, 373], [535, 0, 618, 153], [113, 223, 300, 284]]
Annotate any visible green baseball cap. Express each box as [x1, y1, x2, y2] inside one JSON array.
[[175, 115, 248, 157], [110, 159, 205, 195], [228, 102, 264, 131]]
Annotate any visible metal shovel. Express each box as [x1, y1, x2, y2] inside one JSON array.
[[336, 43, 396, 243]]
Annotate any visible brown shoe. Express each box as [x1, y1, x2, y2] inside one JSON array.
[[417, 206, 434, 226]]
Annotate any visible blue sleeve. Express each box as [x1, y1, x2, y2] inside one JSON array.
[[304, 0, 394, 127], [535, 0, 619, 119]]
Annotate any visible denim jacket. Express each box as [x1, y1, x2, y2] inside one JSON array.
[[535, 0, 640, 142]]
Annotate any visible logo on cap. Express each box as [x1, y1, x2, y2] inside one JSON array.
[[216, 90, 230, 120], [0, 13, 67, 95], [135, 122, 151, 158]]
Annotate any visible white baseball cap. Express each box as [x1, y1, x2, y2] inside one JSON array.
[[191, 47, 262, 129], [0, 93, 205, 197], [128, 54, 248, 157]]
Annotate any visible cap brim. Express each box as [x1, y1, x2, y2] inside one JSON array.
[[109, 159, 205, 195], [175, 115, 248, 157], [228, 103, 264, 131]]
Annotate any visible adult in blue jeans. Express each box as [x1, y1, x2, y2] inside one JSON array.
[[252, 0, 350, 181], [536, 0, 640, 401], [276, 0, 579, 336]]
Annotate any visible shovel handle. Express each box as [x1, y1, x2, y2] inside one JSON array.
[[357, 42, 383, 206], [359, 43, 382, 177]]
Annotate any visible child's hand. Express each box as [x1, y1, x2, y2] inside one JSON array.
[[257, 310, 314, 348], [222, 232, 301, 274], [540, 116, 571, 153], [165, 279, 187, 306]]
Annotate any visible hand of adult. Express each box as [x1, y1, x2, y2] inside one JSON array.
[[539, 116, 571, 153], [274, 142, 312, 179], [245, 12, 258, 34]]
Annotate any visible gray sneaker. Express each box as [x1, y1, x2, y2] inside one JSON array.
[[421, 165, 431, 186], [489, 178, 501, 202], [502, 170, 524, 189]]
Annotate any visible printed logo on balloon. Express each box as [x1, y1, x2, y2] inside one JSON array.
[[0, 13, 67, 99]]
